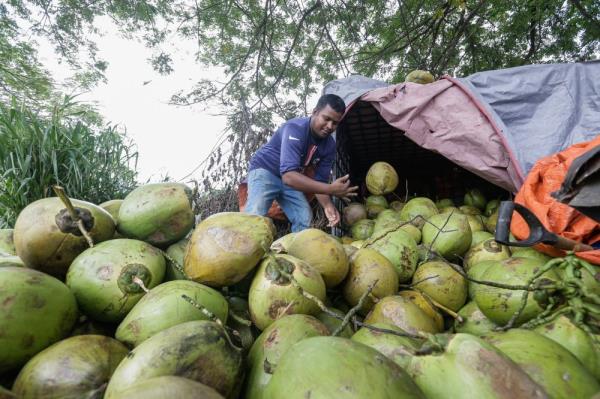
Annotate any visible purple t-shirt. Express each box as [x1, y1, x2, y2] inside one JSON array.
[[249, 117, 335, 183]]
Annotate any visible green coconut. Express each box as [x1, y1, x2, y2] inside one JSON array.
[[412, 261, 467, 312], [270, 233, 296, 254], [399, 197, 439, 228], [351, 322, 422, 369], [534, 315, 600, 380], [0, 267, 78, 373], [365, 228, 418, 282], [184, 212, 275, 287], [484, 329, 600, 398], [474, 257, 559, 326], [104, 320, 243, 399], [366, 162, 399, 195], [375, 209, 402, 225], [116, 279, 228, 347], [367, 204, 387, 218], [0, 256, 24, 268], [416, 244, 441, 263], [0, 229, 16, 256], [454, 301, 498, 335], [466, 260, 497, 300], [364, 295, 441, 334], [510, 246, 552, 263], [470, 231, 494, 248], [343, 248, 399, 315], [66, 239, 166, 323], [351, 240, 365, 248], [13, 197, 115, 278], [164, 238, 189, 280], [421, 212, 472, 261], [351, 219, 375, 240], [117, 182, 194, 247], [465, 214, 486, 233], [485, 199, 501, 217], [99, 199, 123, 222], [464, 189, 486, 210], [485, 208, 499, 233], [287, 228, 349, 287], [109, 376, 224, 399], [366, 195, 389, 209], [12, 335, 128, 399], [458, 205, 481, 215], [263, 336, 426, 399], [435, 198, 454, 210], [406, 333, 546, 399], [398, 290, 444, 331], [225, 296, 255, 352], [343, 243, 358, 259], [439, 205, 460, 214], [405, 70, 435, 84], [69, 316, 116, 337], [463, 238, 511, 271], [248, 254, 326, 330], [245, 314, 330, 399]]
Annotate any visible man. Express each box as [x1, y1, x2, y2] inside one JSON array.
[[244, 94, 358, 232]]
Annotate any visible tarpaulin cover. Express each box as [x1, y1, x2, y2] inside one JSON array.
[[323, 61, 600, 193], [511, 135, 600, 265]]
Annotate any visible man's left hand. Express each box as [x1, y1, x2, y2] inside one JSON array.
[[324, 204, 341, 227]]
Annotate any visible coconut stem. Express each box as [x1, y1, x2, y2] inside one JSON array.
[[180, 294, 243, 352], [275, 264, 425, 340], [132, 276, 150, 293], [229, 310, 253, 327], [333, 279, 378, 336], [414, 288, 464, 323], [52, 185, 94, 248], [158, 249, 192, 280]]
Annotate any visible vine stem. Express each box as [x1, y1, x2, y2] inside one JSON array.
[[53, 185, 94, 247], [414, 288, 464, 322], [333, 279, 378, 336]]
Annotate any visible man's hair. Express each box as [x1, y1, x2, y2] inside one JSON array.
[[315, 94, 346, 114]]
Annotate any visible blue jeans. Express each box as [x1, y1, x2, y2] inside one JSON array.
[[245, 168, 312, 232]]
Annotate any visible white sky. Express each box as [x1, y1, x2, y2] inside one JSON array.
[[36, 18, 227, 183]]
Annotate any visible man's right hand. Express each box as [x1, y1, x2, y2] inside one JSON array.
[[329, 174, 359, 201]]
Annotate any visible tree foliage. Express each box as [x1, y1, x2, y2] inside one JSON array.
[[2, 0, 599, 195]]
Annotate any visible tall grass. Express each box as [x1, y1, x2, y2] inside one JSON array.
[[0, 96, 138, 227]]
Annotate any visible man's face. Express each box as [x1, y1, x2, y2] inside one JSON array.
[[310, 105, 343, 139]]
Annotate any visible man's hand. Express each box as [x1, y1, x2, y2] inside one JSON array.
[[329, 174, 358, 202], [324, 203, 341, 227]]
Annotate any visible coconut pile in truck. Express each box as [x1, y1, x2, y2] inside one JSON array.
[[1, 61, 600, 399]]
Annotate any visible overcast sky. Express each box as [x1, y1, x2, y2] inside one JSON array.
[[37, 18, 227, 184]]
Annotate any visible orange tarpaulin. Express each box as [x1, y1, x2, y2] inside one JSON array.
[[511, 135, 600, 265]]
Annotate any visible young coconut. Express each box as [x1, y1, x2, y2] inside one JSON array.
[[366, 162, 399, 195], [412, 261, 468, 312], [365, 228, 418, 283], [263, 336, 426, 399], [459, 205, 481, 215], [343, 203, 368, 226], [470, 231, 494, 248], [248, 254, 326, 330], [315, 308, 354, 338], [184, 212, 275, 287], [534, 315, 600, 380], [117, 182, 194, 247], [406, 333, 547, 399], [399, 197, 439, 228], [485, 199, 501, 216], [0, 256, 24, 267], [104, 320, 243, 399], [485, 208, 499, 233], [287, 228, 349, 287], [13, 197, 115, 278], [12, 335, 129, 399], [453, 301, 498, 335], [99, 199, 123, 222], [365, 195, 389, 209], [484, 329, 600, 398], [269, 232, 296, 254], [351, 322, 422, 369], [66, 239, 166, 323], [510, 246, 552, 263], [364, 295, 441, 334], [421, 212, 472, 261], [474, 257, 560, 326], [343, 248, 399, 315], [109, 376, 224, 399], [116, 279, 229, 347], [465, 214, 486, 232], [398, 290, 444, 331], [390, 200, 405, 212], [463, 238, 511, 272], [435, 198, 454, 210], [351, 219, 374, 240], [464, 188, 486, 210], [0, 267, 78, 373], [244, 314, 330, 399]]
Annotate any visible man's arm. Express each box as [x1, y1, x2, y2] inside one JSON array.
[[282, 171, 358, 198]]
